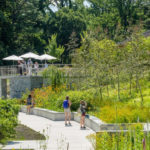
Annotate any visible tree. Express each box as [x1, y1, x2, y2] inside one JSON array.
[[125, 33, 149, 105], [73, 32, 118, 101], [0, 0, 47, 64], [48, 8, 86, 63], [86, 0, 149, 40], [46, 34, 64, 61], [65, 31, 80, 63]]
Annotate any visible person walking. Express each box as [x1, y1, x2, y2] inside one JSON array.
[[80, 100, 87, 129], [63, 96, 71, 126], [26, 94, 32, 114]]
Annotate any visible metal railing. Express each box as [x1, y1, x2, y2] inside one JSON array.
[[0, 64, 73, 77], [0, 65, 18, 76]]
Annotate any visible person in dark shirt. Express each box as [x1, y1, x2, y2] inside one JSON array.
[[26, 94, 32, 114], [80, 100, 87, 129]]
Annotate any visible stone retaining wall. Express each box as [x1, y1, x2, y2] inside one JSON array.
[[10, 76, 43, 98], [0, 79, 7, 98], [20, 106, 147, 132]]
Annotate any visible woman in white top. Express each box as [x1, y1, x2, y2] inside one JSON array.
[[34, 62, 39, 75]]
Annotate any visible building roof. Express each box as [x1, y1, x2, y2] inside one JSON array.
[[143, 30, 150, 37], [118, 30, 150, 46]]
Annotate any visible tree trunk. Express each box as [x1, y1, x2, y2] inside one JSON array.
[[99, 86, 103, 101], [117, 69, 120, 101], [135, 72, 139, 93], [129, 73, 132, 95], [136, 73, 144, 106], [60, 0, 64, 7], [115, 104, 118, 123], [97, 76, 103, 101], [107, 85, 109, 97], [68, 0, 72, 8]]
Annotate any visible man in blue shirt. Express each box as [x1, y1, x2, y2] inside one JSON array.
[[63, 96, 71, 126]]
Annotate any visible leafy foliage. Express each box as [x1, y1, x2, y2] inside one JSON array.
[[99, 104, 150, 123], [0, 99, 20, 143], [1, 0, 149, 64], [21, 85, 95, 112], [74, 32, 150, 102], [46, 34, 64, 60], [42, 65, 66, 88], [88, 124, 145, 150]]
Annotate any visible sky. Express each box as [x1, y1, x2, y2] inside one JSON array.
[[50, 0, 91, 12]]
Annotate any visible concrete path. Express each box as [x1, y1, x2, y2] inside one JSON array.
[[2, 112, 95, 150]]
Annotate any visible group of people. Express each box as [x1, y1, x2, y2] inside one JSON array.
[[18, 59, 48, 76], [18, 59, 39, 76], [26, 95, 87, 129], [63, 96, 87, 129]]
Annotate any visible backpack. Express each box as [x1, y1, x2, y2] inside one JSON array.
[[63, 100, 69, 108]]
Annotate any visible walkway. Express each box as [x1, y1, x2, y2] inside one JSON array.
[[2, 112, 95, 150]]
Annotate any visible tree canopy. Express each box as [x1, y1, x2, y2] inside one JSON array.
[[0, 0, 149, 64]]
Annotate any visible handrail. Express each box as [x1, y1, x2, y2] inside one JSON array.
[[0, 64, 73, 77]]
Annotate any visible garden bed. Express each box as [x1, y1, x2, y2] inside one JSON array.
[[12, 124, 46, 140]]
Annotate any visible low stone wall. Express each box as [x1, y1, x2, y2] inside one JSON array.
[[74, 112, 103, 132], [20, 106, 103, 132], [21, 106, 74, 121], [99, 123, 146, 131], [21, 106, 147, 132]]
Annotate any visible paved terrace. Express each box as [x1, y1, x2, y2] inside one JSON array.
[[2, 112, 95, 150]]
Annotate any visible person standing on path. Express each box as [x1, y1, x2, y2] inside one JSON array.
[[63, 96, 71, 126], [80, 100, 87, 129], [26, 94, 32, 114]]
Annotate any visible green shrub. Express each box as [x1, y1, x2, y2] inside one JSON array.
[[94, 125, 145, 150], [56, 90, 95, 111], [21, 85, 96, 112], [87, 124, 145, 150], [42, 66, 66, 88], [0, 99, 20, 143], [98, 103, 150, 123]]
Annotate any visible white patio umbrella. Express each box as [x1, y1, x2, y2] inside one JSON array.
[[38, 54, 57, 60], [3, 55, 23, 66], [20, 52, 40, 59], [3, 55, 23, 61], [37, 54, 57, 67]]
